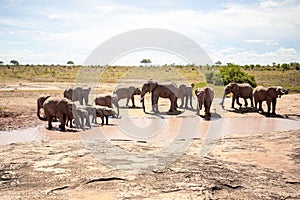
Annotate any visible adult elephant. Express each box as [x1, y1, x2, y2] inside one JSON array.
[[63, 86, 91, 105], [178, 83, 194, 109], [41, 97, 73, 131], [221, 83, 253, 109], [195, 87, 214, 120], [94, 95, 119, 117], [253, 86, 288, 116], [37, 94, 51, 120], [113, 86, 141, 107], [141, 80, 179, 113]]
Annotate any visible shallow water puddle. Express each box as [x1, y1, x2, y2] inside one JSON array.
[[0, 117, 299, 145], [0, 126, 43, 145]]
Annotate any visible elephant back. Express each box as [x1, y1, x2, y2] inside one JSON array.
[[161, 82, 179, 97]]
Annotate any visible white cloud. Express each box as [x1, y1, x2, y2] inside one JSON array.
[[48, 14, 60, 20], [210, 46, 300, 65], [1, 0, 300, 65], [259, 0, 280, 10], [245, 39, 278, 45]]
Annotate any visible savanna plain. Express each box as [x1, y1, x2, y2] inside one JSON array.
[[0, 65, 299, 199]]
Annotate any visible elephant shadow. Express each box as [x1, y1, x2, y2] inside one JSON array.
[[119, 106, 143, 109], [181, 107, 197, 112], [48, 126, 80, 132], [144, 110, 184, 118], [197, 112, 222, 120], [225, 107, 258, 114], [258, 112, 291, 119]]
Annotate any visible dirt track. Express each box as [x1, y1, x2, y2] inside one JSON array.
[[0, 82, 299, 199]]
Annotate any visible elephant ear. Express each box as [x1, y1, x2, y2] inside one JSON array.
[[128, 86, 135, 95], [267, 87, 278, 98], [231, 83, 238, 92], [195, 88, 201, 96], [276, 86, 284, 98], [135, 87, 142, 95], [149, 81, 158, 92]]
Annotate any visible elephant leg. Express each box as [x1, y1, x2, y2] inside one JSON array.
[[236, 97, 242, 107], [196, 102, 200, 115], [105, 116, 109, 125], [184, 96, 188, 108], [244, 98, 248, 107], [169, 97, 176, 112], [86, 116, 91, 128], [258, 101, 263, 112], [80, 116, 85, 130], [99, 116, 104, 125], [126, 97, 130, 107], [152, 94, 159, 113], [172, 97, 178, 111], [189, 96, 193, 109], [180, 97, 184, 108], [131, 96, 136, 107], [92, 111, 97, 124], [47, 117, 53, 130], [250, 96, 254, 107], [231, 96, 235, 108], [204, 102, 211, 120], [266, 100, 271, 116], [271, 99, 277, 115], [58, 114, 66, 131]]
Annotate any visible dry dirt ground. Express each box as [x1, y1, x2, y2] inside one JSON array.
[[0, 82, 299, 199]]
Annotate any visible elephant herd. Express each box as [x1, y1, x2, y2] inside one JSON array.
[[221, 83, 288, 116], [37, 80, 288, 131]]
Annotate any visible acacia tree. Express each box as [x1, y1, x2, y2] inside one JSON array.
[[140, 59, 151, 66], [215, 61, 222, 66], [67, 60, 74, 65], [0, 61, 3, 65], [10, 60, 19, 65]]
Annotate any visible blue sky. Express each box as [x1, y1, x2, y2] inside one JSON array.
[[0, 0, 299, 65]]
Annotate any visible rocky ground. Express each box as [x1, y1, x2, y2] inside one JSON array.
[[0, 82, 299, 199]]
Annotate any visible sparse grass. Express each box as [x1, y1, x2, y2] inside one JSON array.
[[1, 65, 299, 93], [246, 70, 300, 93]]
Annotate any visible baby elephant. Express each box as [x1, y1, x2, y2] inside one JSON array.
[[94, 95, 119, 117], [72, 105, 92, 130], [178, 83, 194, 109], [95, 105, 117, 125], [113, 86, 141, 107], [195, 87, 214, 120]]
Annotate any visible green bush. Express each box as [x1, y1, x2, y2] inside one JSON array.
[[213, 72, 223, 86], [219, 64, 257, 87], [204, 71, 214, 84]]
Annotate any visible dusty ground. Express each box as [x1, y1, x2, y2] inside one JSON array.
[[0, 82, 300, 199]]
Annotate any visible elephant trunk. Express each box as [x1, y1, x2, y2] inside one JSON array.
[[37, 113, 47, 121], [112, 100, 119, 118], [37, 95, 51, 121], [221, 91, 226, 109], [141, 97, 146, 113]]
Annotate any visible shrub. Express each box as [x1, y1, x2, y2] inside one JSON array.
[[204, 71, 214, 84], [213, 72, 224, 86], [219, 64, 257, 87]]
